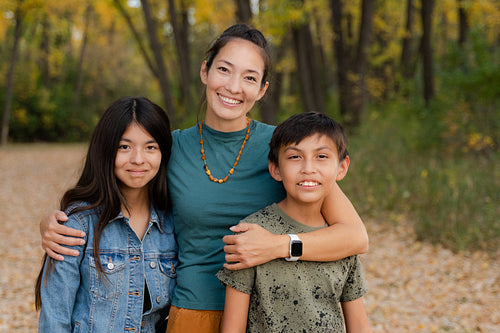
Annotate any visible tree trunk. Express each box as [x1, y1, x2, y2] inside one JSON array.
[[331, 0, 349, 118], [75, 1, 92, 106], [351, 0, 375, 125], [311, 5, 330, 87], [292, 22, 326, 114], [258, 40, 287, 124], [1, 2, 23, 146], [458, 0, 468, 46], [421, 0, 435, 105], [235, 0, 252, 23], [113, 0, 159, 78], [141, 0, 176, 125], [168, 0, 191, 114], [39, 13, 50, 89], [330, 0, 374, 128], [401, 0, 414, 78]]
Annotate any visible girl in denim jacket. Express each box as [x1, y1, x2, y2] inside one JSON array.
[[35, 97, 178, 332]]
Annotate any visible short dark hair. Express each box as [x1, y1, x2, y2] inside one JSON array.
[[268, 112, 348, 165]]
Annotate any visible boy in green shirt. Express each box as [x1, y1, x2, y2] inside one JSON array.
[[217, 112, 371, 332]]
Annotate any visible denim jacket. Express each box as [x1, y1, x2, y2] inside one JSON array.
[[38, 202, 178, 333]]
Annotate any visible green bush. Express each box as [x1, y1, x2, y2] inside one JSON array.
[[342, 97, 499, 252]]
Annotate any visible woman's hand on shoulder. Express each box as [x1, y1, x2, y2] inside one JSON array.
[[222, 223, 289, 270], [40, 210, 85, 261]]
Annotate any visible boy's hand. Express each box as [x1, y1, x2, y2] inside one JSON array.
[[222, 223, 288, 270], [40, 210, 85, 261]]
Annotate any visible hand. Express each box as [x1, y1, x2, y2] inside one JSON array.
[[222, 223, 288, 270], [40, 210, 86, 261]]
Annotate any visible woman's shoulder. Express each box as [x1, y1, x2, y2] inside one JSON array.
[[252, 119, 276, 131], [171, 124, 198, 140], [251, 120, 276, 142]]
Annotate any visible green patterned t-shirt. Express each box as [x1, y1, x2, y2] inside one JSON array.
[[216, 203, 367, 333]]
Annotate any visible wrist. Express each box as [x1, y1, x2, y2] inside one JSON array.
[[276, 234, 291, 259]]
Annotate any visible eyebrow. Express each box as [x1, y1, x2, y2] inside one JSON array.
[[217, 59, 262, 77], [119, 138, 157, 144], [283, 145, 335, 152]]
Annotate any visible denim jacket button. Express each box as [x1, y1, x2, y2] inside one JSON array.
[[107, 262, 114, 270], [150, 261, 157, 269], [156, 296, 161, 304]]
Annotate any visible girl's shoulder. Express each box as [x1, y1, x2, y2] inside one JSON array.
[[64, 202, 100, 233], [151, 207, 174, 230]]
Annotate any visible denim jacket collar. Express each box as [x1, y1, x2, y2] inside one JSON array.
[[108, 205, 165, 234]]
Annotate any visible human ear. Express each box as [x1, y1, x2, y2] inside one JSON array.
[[256, 81, 269, 101], [336, 155, 350, 181], [200, 61, 208, 84], [268, 161, 282, 182]]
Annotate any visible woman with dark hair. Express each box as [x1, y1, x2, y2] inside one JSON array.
[[40, 24, 368, 332], [35, 97, 177, 332]]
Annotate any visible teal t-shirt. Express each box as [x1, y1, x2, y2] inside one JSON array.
[[167, 120, 286, 310]]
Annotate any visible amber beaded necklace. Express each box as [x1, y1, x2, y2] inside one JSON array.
[[199, 118, 251, 183]]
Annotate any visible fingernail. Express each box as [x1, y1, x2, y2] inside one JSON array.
[[229, 226, 237, 231]]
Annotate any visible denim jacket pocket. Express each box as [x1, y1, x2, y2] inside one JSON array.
[[158, 258, 177, 278], [89, 252, 127, 300], [158, 257, 178, 300]]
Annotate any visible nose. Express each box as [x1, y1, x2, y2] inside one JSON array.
[[301, 158, 316, 174], [130, 149, 144, 164], [225, 75, 242, 94]]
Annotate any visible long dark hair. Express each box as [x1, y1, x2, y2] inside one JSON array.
[[35, 96, 172, 310], [197, 23, 272, 120]]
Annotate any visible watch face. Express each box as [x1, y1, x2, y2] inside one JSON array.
[[290, 241, 303, 257]]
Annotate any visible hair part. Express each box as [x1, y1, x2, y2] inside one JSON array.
[[35, 97, 171, 310], [268, 112, 349, 166]]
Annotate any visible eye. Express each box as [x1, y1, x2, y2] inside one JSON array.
[[118, 144, 130, 150], [318, 154, 329, 159], [288, 154, 301, 160], [217, 66, 229, 73], [146, 145, 159, 151], [245, 75, 258, 82]]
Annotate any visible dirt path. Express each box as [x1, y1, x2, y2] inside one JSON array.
[[0, 145, 498, 332]]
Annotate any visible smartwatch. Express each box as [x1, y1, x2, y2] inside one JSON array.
[[285, 234, 303, 261]]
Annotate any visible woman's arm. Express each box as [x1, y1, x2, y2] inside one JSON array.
[[40, 210, 86, 261], [341, 298, 372, 333], [220, 286, 250, 333], [223, 183, 368, 270], [38, 217, 85, 332]]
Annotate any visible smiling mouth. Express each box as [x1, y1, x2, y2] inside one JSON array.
[[128, 170, 147, 175], [298, 181, 319, 187], [218, 94, 242, 105]]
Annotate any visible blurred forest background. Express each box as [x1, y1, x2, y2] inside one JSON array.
[[0, 0, 498, 252]]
